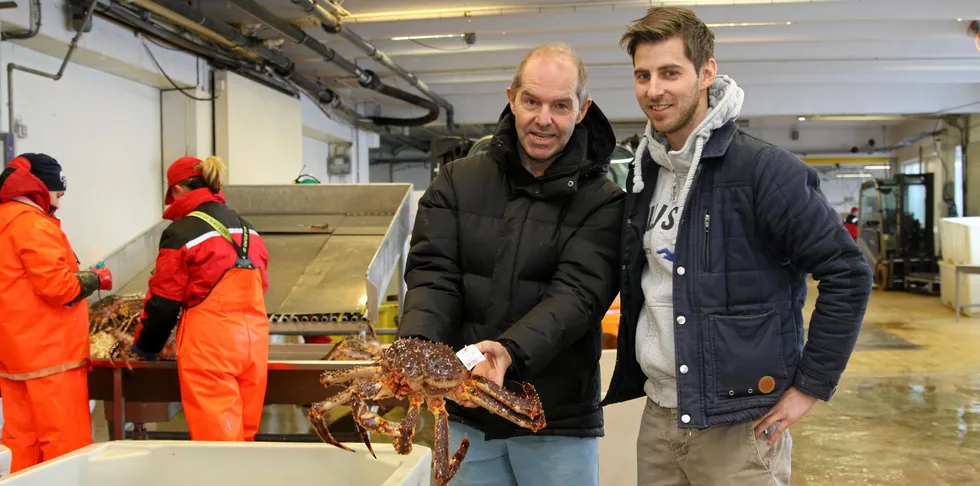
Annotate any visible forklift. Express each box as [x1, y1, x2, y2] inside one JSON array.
[[857, 173, 939, 293]]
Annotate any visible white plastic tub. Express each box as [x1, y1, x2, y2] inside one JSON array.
[[0, 441, 430, 486], [0, 445, 11, 479]]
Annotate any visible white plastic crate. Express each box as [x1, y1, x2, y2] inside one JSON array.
[[0, 441, 430, 486], [939, 217, 980, 265], [939, 262, 980, 317]]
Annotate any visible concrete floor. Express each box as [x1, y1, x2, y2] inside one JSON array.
[[90, 282, 980, 485]]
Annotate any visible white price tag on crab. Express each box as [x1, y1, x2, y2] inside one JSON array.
[[456, 345, 486, 370]]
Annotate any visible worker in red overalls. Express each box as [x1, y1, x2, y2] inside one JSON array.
[[130, 155, 270, 441], [844, 206, 859, 241], [0, 153, 112, 472]]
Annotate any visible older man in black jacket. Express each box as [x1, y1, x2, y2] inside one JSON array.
[[602, 6, 873, 486], [397, 42, 625, 486]]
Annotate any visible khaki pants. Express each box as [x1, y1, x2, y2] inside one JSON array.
[[637, 399, 791, 486]]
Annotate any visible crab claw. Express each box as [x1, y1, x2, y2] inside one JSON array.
[[107, 340, 134, 371], [308, 390, 357, 453]]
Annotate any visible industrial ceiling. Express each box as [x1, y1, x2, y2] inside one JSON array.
[[96, 0, 980, 151]]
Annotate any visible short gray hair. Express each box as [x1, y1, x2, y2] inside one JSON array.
[[509, 43, 589, 105]]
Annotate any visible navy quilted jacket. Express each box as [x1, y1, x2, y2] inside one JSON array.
[[601, 120, 873, 429]]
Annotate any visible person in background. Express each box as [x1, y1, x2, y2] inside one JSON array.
[[129, 155, 271, 442], [0, 153, 112, 472], [844, 206, 859, 241], [602, 6, 872, 485], [397, 43, 625, 485]]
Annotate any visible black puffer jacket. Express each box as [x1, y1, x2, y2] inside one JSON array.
[[398, 102, 625, 440]]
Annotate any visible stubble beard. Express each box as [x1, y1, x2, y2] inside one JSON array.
[[663, 83, 702, 138]]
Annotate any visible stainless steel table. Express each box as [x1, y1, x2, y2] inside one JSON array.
[[954, 264, 980, 321]]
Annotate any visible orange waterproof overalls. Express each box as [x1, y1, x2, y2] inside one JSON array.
[[0, 203, 93, 472], [177, 211, 269, 441]]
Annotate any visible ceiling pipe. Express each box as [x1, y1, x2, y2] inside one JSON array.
[[2, 0, 40, 41], [290, 75, 367, 126], [132, 0, 293, 73], [228, 0, 369, 84], [102, 3, 417, 150], [98, 3, 240, 70], [121, 1, 378, 129], [102, 3, 303, 98], [98, 4, 292, 98], [291, 0, 457, 131], [227, 0, 440, 126]]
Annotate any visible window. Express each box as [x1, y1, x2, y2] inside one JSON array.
[[901, 159, 921, 175]]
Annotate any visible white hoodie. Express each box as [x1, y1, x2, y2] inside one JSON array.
[[631, 75, 744, 408]]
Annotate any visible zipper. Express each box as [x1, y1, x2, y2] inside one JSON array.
[[703, 211, 710, 272]]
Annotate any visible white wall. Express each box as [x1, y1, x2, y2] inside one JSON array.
[[817, 174, 865, 217], [355, 128, 379, 183], [1, 43, 163, 268], [370, 162, 429, 191], [161, 89, 214, 202], [301, 97, 380, 183], [215, 70, 303, 185], [744, 125, 884, 155], [301, 136, 330, 183], [0, 0, 200, 104]]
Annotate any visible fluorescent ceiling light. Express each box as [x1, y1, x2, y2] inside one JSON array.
[[391, 33, 465, 41], [349, 1, 820, 22], [807, 115, 923, 121], [837, 173, 873, 178], [707, 21, 791, 28], [864, 165, 891, 170]]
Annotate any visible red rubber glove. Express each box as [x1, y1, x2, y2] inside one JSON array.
[[93, 268, 113, 290]]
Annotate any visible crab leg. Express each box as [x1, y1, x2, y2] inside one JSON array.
[[429, 397, 469, 486], [457, 386, 546, 432], [308, 388, 357, 452], [394, 398, 422, 454], [349, 394, 422, 457], [108, 339, 135, 371], [350, 403, 377, 459], [469, 375, 544, 419], [319, 366, 381, 386]]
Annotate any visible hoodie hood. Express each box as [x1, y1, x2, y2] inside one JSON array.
[[630, 75, 744, 193], [488, 100, 616, 184], [162, 187, 226, 221], [0, 156, 52, 211]]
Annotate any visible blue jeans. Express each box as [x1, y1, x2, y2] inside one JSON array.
[[445, 420, 599, 486]]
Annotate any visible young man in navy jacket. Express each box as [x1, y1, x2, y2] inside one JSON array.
[[602, 6, 873, 485]]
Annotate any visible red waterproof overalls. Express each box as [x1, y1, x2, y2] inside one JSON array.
[[177, 211, 269, 441]]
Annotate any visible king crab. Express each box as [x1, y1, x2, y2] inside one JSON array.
[[322, 322, 384, 361], [308, 338, 546, 485], [88, 293, 176, 369]]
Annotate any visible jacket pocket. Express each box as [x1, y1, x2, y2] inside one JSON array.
[[707, 309, 788, 400]]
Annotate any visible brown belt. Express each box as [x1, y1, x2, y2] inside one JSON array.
[[0, 359, 90, 381]]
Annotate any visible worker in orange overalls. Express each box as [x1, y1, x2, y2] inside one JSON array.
[[0, 153, 112, 472], [129, 155, 270, 441]]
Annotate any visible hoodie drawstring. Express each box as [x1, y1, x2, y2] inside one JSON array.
[[630, 123, 653, 194]]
